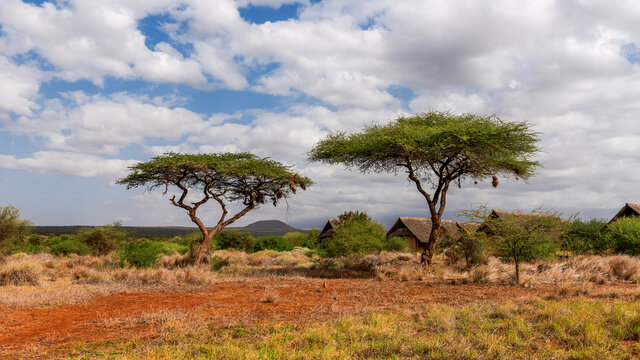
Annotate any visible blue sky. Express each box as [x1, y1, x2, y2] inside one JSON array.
[[1, 0, 640, 229]]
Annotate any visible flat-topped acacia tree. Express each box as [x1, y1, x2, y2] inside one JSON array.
[[308, 111, 541, 266], [118, 152, 311, 264]]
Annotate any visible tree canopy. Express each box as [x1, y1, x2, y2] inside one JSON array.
[[308, 111, 541, 266], [118, 152, 311, 264]]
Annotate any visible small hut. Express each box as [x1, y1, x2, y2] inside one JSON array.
[[608, 203, 640, 224], [318, 219, 341, 240], [386, 217, 457, 254]]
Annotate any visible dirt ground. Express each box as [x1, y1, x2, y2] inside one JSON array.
[[0, 278, 635, 359]]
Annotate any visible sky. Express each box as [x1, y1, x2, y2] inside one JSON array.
[[0, 0, 639, 229]]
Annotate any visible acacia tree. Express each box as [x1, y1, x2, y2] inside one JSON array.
[[460, 206, 571, 283], [308, 111, 540, 266], [118, 152, 311, 264]]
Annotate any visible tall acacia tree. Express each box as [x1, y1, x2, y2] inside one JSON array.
[[308, 111, 541, 266], [118, 152, 311, 264]]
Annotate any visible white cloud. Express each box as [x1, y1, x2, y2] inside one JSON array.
[[0, 56, 42, 116], [0, 151, 136, 178], [0, 0, 207, 87], [9, 93, 207, 155]]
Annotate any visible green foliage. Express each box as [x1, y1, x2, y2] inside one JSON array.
[[76, 222, 128, 255], [117, 152, 312, 208], [250, 235, 292, 253], [601, 217, 640, 256], [214, 230, 254, 251], [456, 231, 487, 267], [118, 240, 187, 268], [563, 218, 608, 254], [0, 205, 32, 254], [320, 212, 386, 257], [381, 236, 410, 252], [308, 111, 541, 184], [50, 235, 90, 256], [283, 232, 307, 248], [302, 229, 320, 249]]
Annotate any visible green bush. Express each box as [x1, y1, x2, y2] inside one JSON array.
[[320, 211, 386, 257], [563, 218, 608, 254], [456, 231, 487, 267], [118, 240, 186, 268], [7, 239, 45, 254], [77, 223, 128, 255], [250, 235, 293, 253], [601, 217, 640, 256], [214, 230, 254, 251], [0, 205, 32, 254], [50, 235, 90, 256], [283, 232, 307, 248], [381, 236, 409, 252]]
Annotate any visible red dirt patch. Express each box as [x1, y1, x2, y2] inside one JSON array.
[[0, 278, 634, 358]]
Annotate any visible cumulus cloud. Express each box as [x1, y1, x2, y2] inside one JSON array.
[[0, 0, 207, 87], [0, 56, 42, 117], [0, 151, 137, 178], [2, 0, 640, 225]]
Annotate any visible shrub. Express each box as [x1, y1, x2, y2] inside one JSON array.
[[563, 218, 608, 254], [0, 205, 32, 254], [119, 241, 187, 268], [601, 217, 640, 256], [77, 222, 128, 255], [214, 230, 254, 251], [210, 255, 230, 271], [456, 231, 487, 267], [283, 232, 307, 248], [50, 235, 90, 256], [320, 211, 386, 257], [251, 236, 293, 253], [382, 236, 409, 252], [0, 258, 43, 286]]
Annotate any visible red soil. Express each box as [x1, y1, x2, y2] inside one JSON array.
[[0, 279, 632, 358]]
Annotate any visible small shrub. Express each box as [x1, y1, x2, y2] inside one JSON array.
[[601, 217, 640, 256], [50, 236, 90, 256], [608, 255, 640, 281], [0, 258, 43, 286], [563, 218, 608, 254], [0, 205, 32, 254], [382, 236, 409, 252], [77, 223, 127, 255], [119, 241, 186, 268], [214, 230, 254, 251], [210, 255, 230, 271], [320, 211, 386, 257]]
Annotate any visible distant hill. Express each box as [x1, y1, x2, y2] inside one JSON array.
[[33, 220, 306, 238]]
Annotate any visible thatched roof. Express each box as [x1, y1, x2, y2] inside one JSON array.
[[318, 219, 340, 239], [608, 203, 640, 224], [386, 217, 457, 244]]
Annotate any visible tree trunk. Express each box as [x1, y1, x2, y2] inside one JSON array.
[[421, 218, 441, 267], [514, 259, 520, 285], [194, 232, 214, 265]]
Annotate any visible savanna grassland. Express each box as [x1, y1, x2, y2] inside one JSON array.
[[2, 248, 640, 359]]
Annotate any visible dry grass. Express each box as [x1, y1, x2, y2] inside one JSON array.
[[3, 250, 640, 308]]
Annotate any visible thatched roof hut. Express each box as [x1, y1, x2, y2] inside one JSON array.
[[386, 217, 457, 254], [318, 219, 341, 239], [608, 203, 640, 224]]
